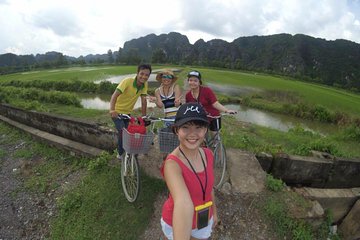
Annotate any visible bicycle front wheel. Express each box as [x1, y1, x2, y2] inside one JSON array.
[[120, 153, 140, 202], [213, 142, 227, 189]]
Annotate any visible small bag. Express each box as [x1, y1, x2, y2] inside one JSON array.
[[195, 201, 213, 229], [127, 117, 146, 134]]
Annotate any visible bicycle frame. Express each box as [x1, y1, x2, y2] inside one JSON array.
[[205, 116, 222, 149]]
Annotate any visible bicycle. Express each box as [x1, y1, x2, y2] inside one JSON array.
[[147, 117, 179, 154], [205, 114, 233, 189], [118, 114, 177, 202]]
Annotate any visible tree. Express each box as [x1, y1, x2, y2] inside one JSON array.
[[151, 48, 166, 63], [124, 48, 141, 65], [116, 47, 123, 64], [107, 49, 114, 63]]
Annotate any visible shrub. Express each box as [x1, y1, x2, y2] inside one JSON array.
[[265, 174, 285, 192], [341, 124, 360, 142], [311, 105, 332, 123], [309, 139, 339, 155], [87, 152, 112, 171]]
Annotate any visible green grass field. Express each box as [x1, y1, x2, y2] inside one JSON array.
[[0, 66, 136, 82]]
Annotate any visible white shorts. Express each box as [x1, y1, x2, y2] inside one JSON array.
[[160, 217, 213, 240]]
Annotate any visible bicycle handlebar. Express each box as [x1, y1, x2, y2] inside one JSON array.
[[118, 114, 174, 123], [147, 116, 175, 123], [206, 112, 236, 119]]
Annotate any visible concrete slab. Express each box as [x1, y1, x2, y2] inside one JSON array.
[[294, 187, 359, 223], [0, 115, 103, 158], [339, 199, 360, 240], [271, 153, 333, 187], [325, 157, 360, 188], [227, 149, 266, 194]]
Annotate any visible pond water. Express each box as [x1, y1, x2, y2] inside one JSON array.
[[79, 93, 156, 110], [224, 104, 336, 135]]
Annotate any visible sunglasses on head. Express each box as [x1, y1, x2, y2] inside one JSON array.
[[162, 75, 173, 79]]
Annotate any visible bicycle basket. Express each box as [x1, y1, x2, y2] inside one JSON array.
[[159, 127, 179, 153], [122, 129, 154, 154]]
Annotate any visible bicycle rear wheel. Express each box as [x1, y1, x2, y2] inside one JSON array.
[[120, 153, 140, 202], [213, 142, 227, 189]]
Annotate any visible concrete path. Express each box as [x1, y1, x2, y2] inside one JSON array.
[[226, 148, 266, 194]]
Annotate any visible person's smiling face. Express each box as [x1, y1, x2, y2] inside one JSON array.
[[161, 74, 173, 86], [188, 76, 200, 90], [177, 122, 207, 150], [136, 69, 151, 85]]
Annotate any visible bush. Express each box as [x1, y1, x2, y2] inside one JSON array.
[[341, 124, 360, 142], [265, 174, 285, 192], [309, 139, 339, 155], [312, 105, 332, 123], [87, 152, 112, 171]]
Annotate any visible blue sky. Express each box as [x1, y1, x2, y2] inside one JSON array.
[[1, 0, 359, 57]]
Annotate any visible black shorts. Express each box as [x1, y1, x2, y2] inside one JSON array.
[[209, 117, 221, 131]]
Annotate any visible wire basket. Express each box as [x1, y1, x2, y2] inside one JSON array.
[[122, 129, 154, 154], [159, 127, 179, 153]]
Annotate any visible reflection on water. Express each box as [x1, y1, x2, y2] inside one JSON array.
[[225, 104, 336, 135], [80, 93, 156, 110]]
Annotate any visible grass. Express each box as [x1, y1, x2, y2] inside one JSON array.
[[0, 121, 166, 239], [262, 175, 340, 240], [51, 167, 165, 240], [221, 116, 360, 158]]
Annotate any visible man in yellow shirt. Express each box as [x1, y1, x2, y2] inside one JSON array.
[[109, 64, 152, 158]]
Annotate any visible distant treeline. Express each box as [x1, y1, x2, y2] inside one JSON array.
[[1, 32, 360, 92]]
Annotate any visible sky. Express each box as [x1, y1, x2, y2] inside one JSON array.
[[1, 0, 360, 57]]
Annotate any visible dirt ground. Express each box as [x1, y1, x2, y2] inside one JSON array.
[[0, 133, 277, 240], [0, 137, 53, 239]]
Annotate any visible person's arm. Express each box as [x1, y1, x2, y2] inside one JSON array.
[[140, 95, 147, 116], [211, 189, 218, 229], [173, 84, 182, 107], [110, 90, 121, 118], [164, 160, 193, 240], [212, 101, 237, 114], [154, 89, 164, 108]]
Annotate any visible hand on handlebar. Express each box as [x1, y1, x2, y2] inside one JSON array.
[[225, 109, 237, 114], [146, 95, 157, 103]]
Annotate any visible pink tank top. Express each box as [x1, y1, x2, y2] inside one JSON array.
[[161, 147, 214, 229]]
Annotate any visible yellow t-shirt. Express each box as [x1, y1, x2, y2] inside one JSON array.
[[115, 77, 148, 114]]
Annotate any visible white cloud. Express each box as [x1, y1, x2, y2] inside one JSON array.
[[0, 0, 359, 57]]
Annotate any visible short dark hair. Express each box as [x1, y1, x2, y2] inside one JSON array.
[[137, 64, 152, 74]]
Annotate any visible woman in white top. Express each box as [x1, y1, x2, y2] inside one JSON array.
[[149, 69, 182, 126]]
